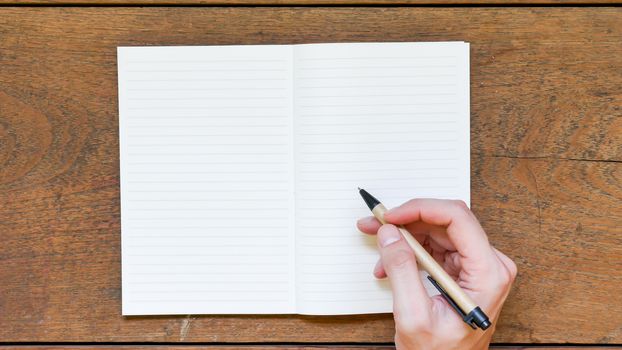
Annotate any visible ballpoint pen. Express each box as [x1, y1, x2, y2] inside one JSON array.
[[358, 187, 491, 330]]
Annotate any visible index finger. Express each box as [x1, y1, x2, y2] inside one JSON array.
[[383, 199, 494, 262]]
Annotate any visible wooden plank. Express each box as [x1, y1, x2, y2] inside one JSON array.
[[0, 0, 621, 5], [0, 7, 620, 344], [1, 346, 622, 350]]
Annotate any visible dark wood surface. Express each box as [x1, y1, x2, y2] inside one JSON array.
[[0, 345, 620, 350], [4, 347, 622, 349], [0, 0, 620, 4], [0, 6, 621, 346]]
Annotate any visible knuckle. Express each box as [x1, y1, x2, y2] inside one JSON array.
[[499, 269, 512, 287], [400, 198, 422, 210], [450, 199, 478, 223], [452, 199, 471, 215], [453, 199, 469, 209], [496, 264, 515, 289]]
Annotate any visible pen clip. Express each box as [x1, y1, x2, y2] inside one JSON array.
[[427, 275, 477, 330]]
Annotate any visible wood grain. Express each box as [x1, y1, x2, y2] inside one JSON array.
[[1, 347, 621, 350], [0, 0, 620, 5], [0, 6, 620, 344]]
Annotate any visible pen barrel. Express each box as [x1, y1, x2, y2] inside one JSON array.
[[371, 204, 478, 314]]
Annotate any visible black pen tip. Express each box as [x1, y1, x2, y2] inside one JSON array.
[[358, 188, 381, 210]]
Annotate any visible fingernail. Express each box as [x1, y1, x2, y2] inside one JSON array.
[[378, 225, 401, 247], [355, 218, 366, 230], [357, 216, 377, 226]]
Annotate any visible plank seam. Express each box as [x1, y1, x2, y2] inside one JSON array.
[[473, 154, 622, 164], [0, 342, 621, 346], [0, 2, 621, 6]]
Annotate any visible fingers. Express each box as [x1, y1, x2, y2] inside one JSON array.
[[377, 224, 432, 328], [384, 199, 494, 263], [356, 216, 381, 235], [373, 259, 387, 279]]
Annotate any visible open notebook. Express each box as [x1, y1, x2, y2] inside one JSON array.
[[118, 42, 470, 315]]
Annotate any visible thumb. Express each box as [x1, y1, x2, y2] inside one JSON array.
[[378, 224, 432, 331]]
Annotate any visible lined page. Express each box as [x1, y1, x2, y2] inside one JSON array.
[[293, 42, 470, 315], [118, 46, 295, 315]]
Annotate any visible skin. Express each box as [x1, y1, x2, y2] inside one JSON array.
[[356, 199, 517, 350]]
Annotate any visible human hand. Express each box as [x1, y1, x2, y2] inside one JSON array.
[[357, 199, 517, 350]]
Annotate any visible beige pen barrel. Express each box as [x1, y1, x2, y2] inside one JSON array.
[[371, 203, 478, 314]]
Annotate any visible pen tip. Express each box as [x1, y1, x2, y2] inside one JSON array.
[[358, 187, 381, 210], [357, 187, 362, 191]]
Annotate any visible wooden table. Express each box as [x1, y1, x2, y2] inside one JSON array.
[[0, 2, 620, 349]]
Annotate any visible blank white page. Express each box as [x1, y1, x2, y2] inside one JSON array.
[[118, 46, 296, 315], [293, 42, 470, 315]]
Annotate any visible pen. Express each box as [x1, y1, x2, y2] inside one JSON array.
[[358, 188, 491, 331]]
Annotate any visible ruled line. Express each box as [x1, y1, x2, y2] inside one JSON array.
[[128, 87, 288, 92], [128, 106, 288, 110], [127, 235, 287, 239], [298, 167, 456, 173], [295, 149, 454, 154], [301, 280, 385, 285], [129, 290, 288, 294], [299, 102, 456, 108], [301, 243, 373, 248], [128, 97, 287, 101], [127, 143, 288, 147], [300, 140, 455, 145], [128, 226, 287, 229], [126, 163, 286, 166], [127, 59, 287, 64], [127, 125, 288, 129], [298, 176, 458, 182], [127, 208, 287, 211], [128, 271, 287, 275], [299, 130, 455, 136], [300, 158, 457, 164], [301, 253, 378, 257], [298, 83, 455, 89], [129, 298, 288, 302], [127, 190, 288, 193], [128, 69, 287, 73], [299, 121, 457, 127], [128, 217, 286, 220], [298, 74, 455, 80], [128, 134, 288, 137], [299, 93, 456, 98], [300, 298, 392, 303], [297, 56, 455, 61], [127, 116, 287, 120], [128, 78, 288, 82], [300, 225, 357, 229], [129, 263, 286, 266], [300, 111, 456, 117], [127, 180, 287, 183], [303, 262, 375, 266], [127, 161, 288, 165], [299, 65, 455, 71], [127, 199, 285, 202], [129, 253, 289, 257], [300, 290, 390, 294], [297, 186, 458, 191]]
